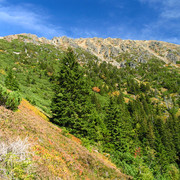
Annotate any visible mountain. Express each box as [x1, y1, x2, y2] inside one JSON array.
[[0, 34, 179, 179], [2, 33, 180, 66]]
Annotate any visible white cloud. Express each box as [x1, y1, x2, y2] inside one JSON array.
[[0, 2, 65, 38], [137, 0, 180, 44], [139, 0, 180, 19], [161, 9, 180, 19], [160, 1, 180, 19]]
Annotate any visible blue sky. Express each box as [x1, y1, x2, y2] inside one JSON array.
[[0, 0, 180, 44]]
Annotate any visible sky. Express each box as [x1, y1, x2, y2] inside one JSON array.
[[0, 0, 180, 44]]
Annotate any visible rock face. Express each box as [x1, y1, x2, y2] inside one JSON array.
[[2, 33, 180, 66], [166, 52, 178, 64]]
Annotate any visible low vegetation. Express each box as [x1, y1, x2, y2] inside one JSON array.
[[0, 100, 131, 179], [0, 138, 35, 179]]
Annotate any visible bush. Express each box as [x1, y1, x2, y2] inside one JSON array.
[[0, 85, 21, 110]]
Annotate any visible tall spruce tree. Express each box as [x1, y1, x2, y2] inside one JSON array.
[[51, 48, 92, 135]]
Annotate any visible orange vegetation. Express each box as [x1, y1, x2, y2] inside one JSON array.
[[92, 87, 100, 93], [20, 98, 49, 121]]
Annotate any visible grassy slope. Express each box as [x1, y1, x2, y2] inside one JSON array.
[[0, 99, 131, 180]]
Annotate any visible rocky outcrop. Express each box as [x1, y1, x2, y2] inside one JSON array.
[[2, 33, 180, 66], [166, 52, 178, 64]]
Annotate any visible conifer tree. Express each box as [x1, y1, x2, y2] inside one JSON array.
[[104, 97, 135, 152], [51, 48, 92, 135]]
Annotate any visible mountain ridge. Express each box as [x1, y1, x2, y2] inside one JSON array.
[[2, 33, 180, 66]]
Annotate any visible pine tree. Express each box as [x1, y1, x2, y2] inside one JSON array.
[[50, 48, 92, 135]]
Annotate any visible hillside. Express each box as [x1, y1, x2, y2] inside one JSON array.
[[0, 34, 180, 179], [0, 99, 131, 179]]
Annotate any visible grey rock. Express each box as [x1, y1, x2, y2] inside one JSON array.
[[120, 44, 126, 52], [104, 50, 109, 58], [86, 41, 98, 54], [99, 45, 109, 58], [166, 53, 177, 64], [109, 46, 120, 57]]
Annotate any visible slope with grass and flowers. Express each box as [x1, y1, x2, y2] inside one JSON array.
[[0, 98, 131, 180]]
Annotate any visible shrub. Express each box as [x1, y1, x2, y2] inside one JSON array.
[[0, 85, 21, 110]]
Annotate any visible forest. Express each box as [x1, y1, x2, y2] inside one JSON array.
[[0, 37, 179, 179]]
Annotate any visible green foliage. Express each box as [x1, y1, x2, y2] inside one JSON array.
[[0, 85, 21, 110], [111, 151, 138, 177], [127, 78, 140, 95], [0, 38, 64, 114], [104, 97, 135, 152], [51, 48, 94, 136], [165, 164, 180, 180], [5, 69, 20, 91]]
